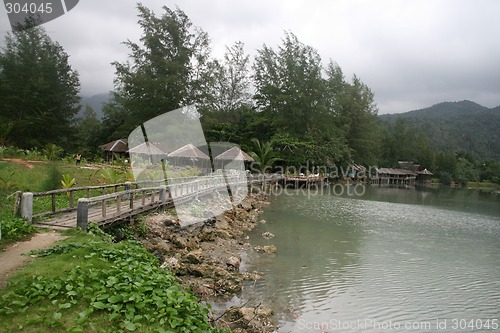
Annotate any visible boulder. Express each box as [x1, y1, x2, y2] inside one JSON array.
[[185, 249, 203, 264], [262, 232, 275, 239], [255, 245, 277, 254], [226, 256, 241, 270]]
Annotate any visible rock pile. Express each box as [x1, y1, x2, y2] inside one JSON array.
[[140, 193, 277, 332]]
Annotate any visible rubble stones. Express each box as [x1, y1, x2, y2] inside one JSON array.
[[141, 193, 276, 333]]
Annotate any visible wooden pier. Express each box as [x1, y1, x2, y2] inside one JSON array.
[[284, 175, 326, 188]]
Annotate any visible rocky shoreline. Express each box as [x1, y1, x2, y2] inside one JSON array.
[[140, 192, 277, 333]]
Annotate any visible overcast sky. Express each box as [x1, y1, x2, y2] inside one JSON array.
[[1, 0, 499, 114]]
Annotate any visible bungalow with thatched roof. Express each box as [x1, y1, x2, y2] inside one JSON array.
[[416, 168, 433, 184], [214, 146, 254, 170], [167, 143, 211, 171], [128, 142, 166, 163], [99, 139, 128, 162]]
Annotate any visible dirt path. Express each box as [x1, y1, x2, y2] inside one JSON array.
[[2, 158, 38, 169], [0, 231, 65, 289]]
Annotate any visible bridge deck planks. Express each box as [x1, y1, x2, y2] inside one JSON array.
[[32, 176, 283, 230]]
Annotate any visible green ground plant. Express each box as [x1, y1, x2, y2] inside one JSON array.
[[60, 174, 76, 192], [0, 231, 228, 333], [0, 171, 18, 192], [0, 217, 36, 242], [43, 144, 64, 161]]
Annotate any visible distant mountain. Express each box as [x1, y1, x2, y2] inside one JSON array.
[[379, 100, 500, 161], [78, 93, 111, 119]]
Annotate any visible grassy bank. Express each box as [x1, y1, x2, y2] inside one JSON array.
[[0, 228, 228, 332], [0, 158, 118, 249]]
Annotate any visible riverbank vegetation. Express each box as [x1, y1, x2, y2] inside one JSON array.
[[0, 228, 229, 332], [0, 156, 130, 247]]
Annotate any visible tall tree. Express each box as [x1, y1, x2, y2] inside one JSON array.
[[0, 26, 80, 148], [212, 41, 252, 116], [74, 105, 103, 156], [201, 42, 253, 143], [253, 32, 325, 138], [335, 75, 381, 165], [108, 4, 213, 136]]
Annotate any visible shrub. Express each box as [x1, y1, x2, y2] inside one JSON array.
[[43, 143, 64, 161], [60, 174, 76, 190], [42, 165, 63, 191], [0, 217, 36, 241], [0, 172, 18, 192]]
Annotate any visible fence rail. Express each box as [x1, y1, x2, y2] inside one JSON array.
[[16, 174, 285, 230]]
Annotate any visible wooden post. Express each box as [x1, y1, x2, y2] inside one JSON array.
[[116, 195, 121, 214], [77, 198, 89, 231], [102, 199, 107, 218], [124, 181, 131, 200], [51, 193, 56, 213], [69, 191, 74, 209], [14, 191, 22, 217], [21, 192, 33, 223]]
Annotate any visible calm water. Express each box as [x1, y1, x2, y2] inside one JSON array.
[[244, 185, 500, 332]]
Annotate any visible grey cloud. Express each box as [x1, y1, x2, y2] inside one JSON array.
[[1, 0, 499, 113]]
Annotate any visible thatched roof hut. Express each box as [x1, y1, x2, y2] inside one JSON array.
[[128, 142, 166, 163], [214, 146, 254, 162], [167, 144, 210, 160], [99, 139, 128, 162], [167, 144, 210, 171], [128, 142, 165, 155], [213, 146, 254, 170], [416, 168, 434, 184]]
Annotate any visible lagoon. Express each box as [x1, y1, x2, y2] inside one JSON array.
[[244, 185, 500, 332]]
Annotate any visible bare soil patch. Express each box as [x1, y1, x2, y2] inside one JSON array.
[[2, 158, 37, 169], [0, 231, 66, 289]]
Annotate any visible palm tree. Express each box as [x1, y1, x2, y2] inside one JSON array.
[[43, 143, 64, 161], [250, 138, 280, 173]]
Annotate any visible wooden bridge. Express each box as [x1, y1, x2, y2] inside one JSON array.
[[15, 174, 284, 230]]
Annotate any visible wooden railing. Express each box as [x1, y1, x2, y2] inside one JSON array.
[[16, 173, 285, 229], [76, 186, 169, 230], [15, 176, 224, 221]]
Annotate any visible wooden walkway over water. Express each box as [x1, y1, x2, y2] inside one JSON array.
[[15, 174, 284, 230]]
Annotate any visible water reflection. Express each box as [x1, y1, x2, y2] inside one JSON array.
[[244, 185, 500, 332], [246, 192, 364, 324]]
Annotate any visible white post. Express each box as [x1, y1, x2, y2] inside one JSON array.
[[77, 198, 89, 231], [22, 192, 33, 223], [159, 185, 167, 206]]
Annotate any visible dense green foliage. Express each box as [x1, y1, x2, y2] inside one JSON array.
[[0, 26, 80, 149], [0, 235, 226, 332], [102, 7, 379, 168], [0, 217, 36, 243]]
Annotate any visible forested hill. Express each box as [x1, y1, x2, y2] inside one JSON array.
[[78, 93, 111, 119], [379, 100, 500, 161]]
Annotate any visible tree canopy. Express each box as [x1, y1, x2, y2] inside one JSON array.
[[0, 25, 80, 148]]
